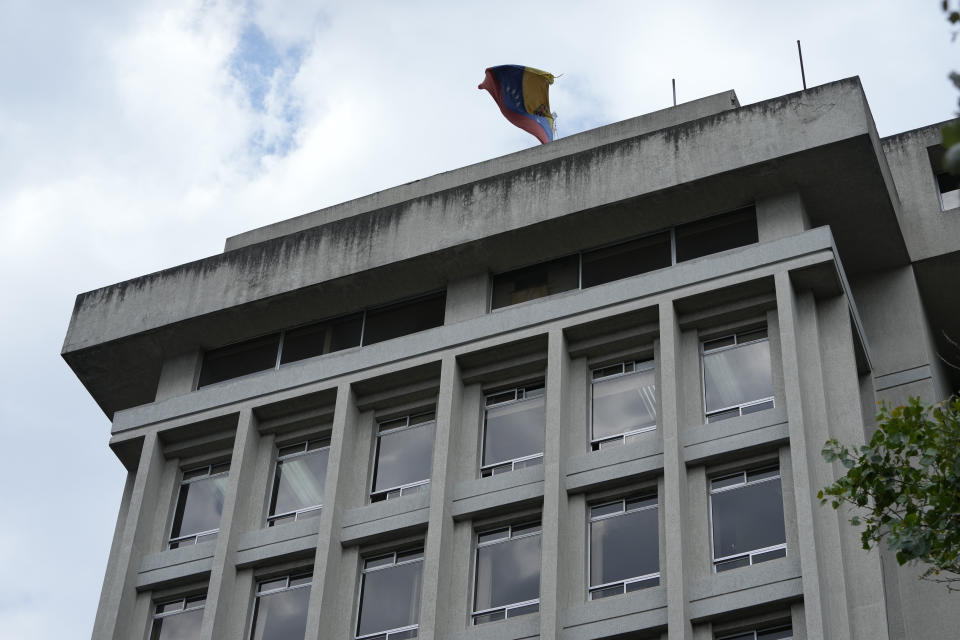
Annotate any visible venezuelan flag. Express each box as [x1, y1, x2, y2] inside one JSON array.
[[478, 65, 556, 144]]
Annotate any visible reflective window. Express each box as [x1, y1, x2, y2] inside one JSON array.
[[717, 624, 793, 640], [481, 385, 545, 477], [675, 207, 758, 263], [589, 495, 659, 599], [356, 549, 424, 639], [473, 522, 541, 624], [363, 293, 446, 346], [581, 231, 672, 288], [701, 328, 774, 423], [280, 313, 363, 365], [150, 595, 205, 640], [591, 361, 657, 450], [268, 440, 329, 526], [250, 573, 312, 640], [491, 255, 580, 310], [710, 464, 786, 572], [371, 413, 435, 502], [169, 463, 230, 549], [198, 334, 281, 388]]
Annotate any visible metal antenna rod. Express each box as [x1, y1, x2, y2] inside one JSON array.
[[672, 78, 677, 106], [797, 40, 807, 90]]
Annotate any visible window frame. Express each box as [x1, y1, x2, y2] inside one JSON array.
[[266, 438, 330, 526], [590, 359, 657, 450], [354, 548, 425, 640], [150, 594, 206, 640], [708, 464, 787, 572], [471, 521, 542, 625], [700, 327, 775, 423], [480, 384, 545, 477], [716, 623, 793, 640], [587, 494, 660, 599], [248, 571, 313, 640], [370, 412, 436, 502], [168, 462, 230, 549]]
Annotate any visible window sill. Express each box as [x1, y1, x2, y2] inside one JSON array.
[[341, 490, 431, 546], [564, 584, 667, 632], [688, 554, 801, 618], [682, 406, 788, 465], [452, 465, 545, 520]]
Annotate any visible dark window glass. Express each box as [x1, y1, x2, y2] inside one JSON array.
[[251, 577, 311, 640], [491, 254, 579, 310], [702, 333, 774, 420], [473, 526, 541, 619], [581, 232, 672, 288], [936, 171, 960, 210], [357, 552, 423, 638], [170, 466, 229, 547], [150, 600, 204, 640], [280, 313, 363, 364], [675, 207, 758, 263], [589, 502, 659, 590], [758, 626, 793, 640], [198, 334, 280, 387], [482, 388, 545, 473], [363, 293, 446, 346], [711, 472, 785, 564], [268, 444, 329, 524], [372, 414, 435, 500], [591, 363, 657, 445]]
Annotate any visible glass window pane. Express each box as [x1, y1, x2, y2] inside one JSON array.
[[491, 254, 579, 309], [581, 232, 672, 288], [590, 507, 659, 586], [171, 474, 229, 539], [474, 534, 541, 611], [712, 478, 785, 560], [373, 421, 435, 492], [758, 626, 793, 640], [280, 313, 363, 364], [150, 607, 204, 640], [251, 586, 310, 640], [357, 561, 423, 636], [483, 396, 545, 467], [675, 207, 758, 262], [703, 340, 773, 413], [198, 334, 280, 387], [270, 448, 329, 517], [363, 293, 446, 346], [592, 368, 657, 440]]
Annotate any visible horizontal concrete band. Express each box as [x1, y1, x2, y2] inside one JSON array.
[[873, 364, 933, 391]]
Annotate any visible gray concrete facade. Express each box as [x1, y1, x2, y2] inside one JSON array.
[[66, 77, 960, 640]]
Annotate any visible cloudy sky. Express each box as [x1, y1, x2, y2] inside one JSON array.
[[0, 0, 956, 637]]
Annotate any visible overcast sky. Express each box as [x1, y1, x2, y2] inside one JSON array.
[[0, 0, 956, 637]]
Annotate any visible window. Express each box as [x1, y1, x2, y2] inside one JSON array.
[[362, 293, 446, 346], [250, 573, 312, 640], [169, 463, 230, 549], [717, 624, 792, 640], [701, 327, 774, 423], [472, 522, 541, 624], [588, 495, 659, 599], [580, 231, 672, 288], [267, 439, 329, 526], [928, 146, 960, 210], [280, 313, 363, 365], [481, 385, 545, 476], [356, 549, 424, 639], [371, 412, 435, 502], [198, 334, 281, 387], [675, 207, 758, 262], [491, 255, 580, 310], [710, 464, 786, 572], [591, 360, 657, 450], [150, 594, 205, 640]]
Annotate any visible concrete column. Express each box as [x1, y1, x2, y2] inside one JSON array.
[[90, 470, 135, 640], [775, 271, 849, 639], [539, 327, 571, 638], [203, 408, 260, 639], [306, 383, 359, 640], [417, 354, 462, 639], [659, 301, 693, 640], [92, 431, 165, 640], [444, 273, 491, 324], [155, 350, 201, 402], [756, 191, 810, 243]]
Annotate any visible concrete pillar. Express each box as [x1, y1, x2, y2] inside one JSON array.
[[417, 354, 462, 640], [756, 192, 810, 243], [155, 350, 201, 402], [444, 273, 491, 324], [659, 301, 693, 640], [90, 470, 135, 640]]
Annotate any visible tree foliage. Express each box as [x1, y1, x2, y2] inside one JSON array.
[[943, 2, 960, 173], [818, 397, 960, 590]]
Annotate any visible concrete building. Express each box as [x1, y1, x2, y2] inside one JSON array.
[[63, 77, 960, 640]]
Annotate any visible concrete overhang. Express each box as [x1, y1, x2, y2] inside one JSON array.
[[63, 77, 908, 418]]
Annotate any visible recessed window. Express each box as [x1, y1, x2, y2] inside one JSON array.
[[198, 333, 281, 388], [491, 255, 580, 310], [280, 313, 363, 365], [710, 464, 786, 572], [472, 522, 541, 624], [928, 146, 960, 210], [481, 384, 545, 477], [268, 439, 329, 526], [581, 231, 672, 288], [149, 594, 205, 640], [250, 573, 312, 640], [356, 549, 424, 639], [701, 327, 774, 423], [371, 412, 435, 502], [717, 624, 793, 640], [675, 207, 758, 263], [363, 292, 447, 346], [591, 360, 657, 450], [169, 463, 230, 549], [589, 495, 659, 599]]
